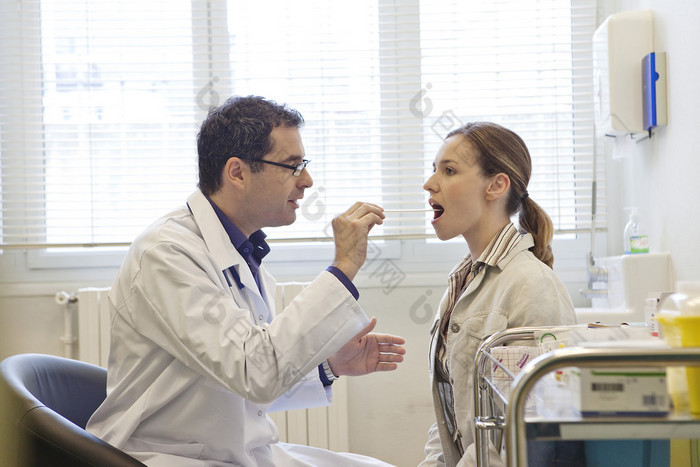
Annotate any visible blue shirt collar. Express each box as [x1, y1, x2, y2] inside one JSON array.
[[204, 194, 270, 266]]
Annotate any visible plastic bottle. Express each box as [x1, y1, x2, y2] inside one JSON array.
[[644, 297, 660, 337], [658, 282, 700, 414], [623, 207, 649, 254]]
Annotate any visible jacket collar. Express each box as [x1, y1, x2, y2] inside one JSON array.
[[186, 190, 262, 296], [461, 231, 534, 299], [496, 232, 534, 269]]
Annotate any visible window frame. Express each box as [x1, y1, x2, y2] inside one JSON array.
[[1, 0, 604, 298]]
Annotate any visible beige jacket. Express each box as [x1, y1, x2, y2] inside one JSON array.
[[420, 233, 576, 467]]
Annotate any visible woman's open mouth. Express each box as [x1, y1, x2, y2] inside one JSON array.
[[430, 201, 444, 221]]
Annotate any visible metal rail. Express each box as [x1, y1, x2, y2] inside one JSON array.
[[474, 327, 542, 466], [473, 326, 700, 467]]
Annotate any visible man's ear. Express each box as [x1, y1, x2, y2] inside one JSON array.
[[222, 157, 246, 189], [485, 173, 510, 200]]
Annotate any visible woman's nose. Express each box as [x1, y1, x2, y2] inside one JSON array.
[[423, 174, 435, 192]]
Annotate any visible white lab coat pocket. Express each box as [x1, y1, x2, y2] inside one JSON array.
[[268, 368, 330, 413], [126, 437, 206, 459]]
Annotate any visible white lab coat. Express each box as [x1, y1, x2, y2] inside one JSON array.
[[87, 190, 393, 466]]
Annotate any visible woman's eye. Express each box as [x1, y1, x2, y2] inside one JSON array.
[[445, 168, 456, 175]]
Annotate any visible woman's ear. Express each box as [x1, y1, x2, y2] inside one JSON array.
[[485, 173, 510, 200]]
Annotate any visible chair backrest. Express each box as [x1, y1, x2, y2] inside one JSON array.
[[0, 353, 145, 466]]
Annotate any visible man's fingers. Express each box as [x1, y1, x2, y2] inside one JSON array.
[[354, 317, 378, 340], [378, 343, 406, 355], [332, 203, 384, 240], [343, 202, 385, 223], [345, 201, 384, 216], [375, 362, 400, 372], [373, 334, 406, 346], [378, 352, 404, 362]]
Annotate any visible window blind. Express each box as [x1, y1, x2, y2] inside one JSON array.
[[0, 0, 602, 249]]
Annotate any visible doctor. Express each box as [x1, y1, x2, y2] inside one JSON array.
[[87, 95, 405, 466]]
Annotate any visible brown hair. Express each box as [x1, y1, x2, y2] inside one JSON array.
[[197, 95, 304, 196], [446, 122, 554, 268]]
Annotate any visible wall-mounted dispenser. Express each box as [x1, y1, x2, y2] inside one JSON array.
[[593, 10, 656, 136], [643, 51, 668, 131]]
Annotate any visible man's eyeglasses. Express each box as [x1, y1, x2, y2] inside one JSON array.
[[258, 159, 310, 177]]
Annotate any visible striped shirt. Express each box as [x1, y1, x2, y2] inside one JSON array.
[[438, 222, 522, 367], [434, 223, 523, 451]]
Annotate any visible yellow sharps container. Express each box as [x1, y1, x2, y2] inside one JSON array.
[[658, 282, 700, 415]]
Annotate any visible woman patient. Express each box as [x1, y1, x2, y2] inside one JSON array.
[[419, 122, 582, 466]]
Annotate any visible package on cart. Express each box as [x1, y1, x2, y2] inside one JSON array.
[[533, 326, 579, 353], [564, 326, 671, 416], [489, 346, 540, 414], [532, 326, 579, 417], [571, 366, 670, 416], [489, 346, 539, 380]]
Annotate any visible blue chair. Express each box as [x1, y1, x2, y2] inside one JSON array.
[[0, 353, 144, 466]]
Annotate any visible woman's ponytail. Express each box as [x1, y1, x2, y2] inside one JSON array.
[[518, 196, 554, 268]]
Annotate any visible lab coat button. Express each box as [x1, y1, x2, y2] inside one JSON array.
[[258, 315, 263, 321], [257, 410, 263, 416], [450, 323, 460, 333]]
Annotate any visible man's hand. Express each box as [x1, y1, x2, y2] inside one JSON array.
[[332, 202, 385, 280], [327, 318, 406, 377]]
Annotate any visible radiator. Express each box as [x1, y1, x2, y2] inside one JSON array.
[[77, 287, 111, 368], [77, 282, 349, 452]]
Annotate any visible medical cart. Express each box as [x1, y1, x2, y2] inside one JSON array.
[[473, 326, 700, 467]]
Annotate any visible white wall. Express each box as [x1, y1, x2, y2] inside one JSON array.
[[2, 2, 700, 466], [344, 286, 439, 464], [599, 0, 700, 283]]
